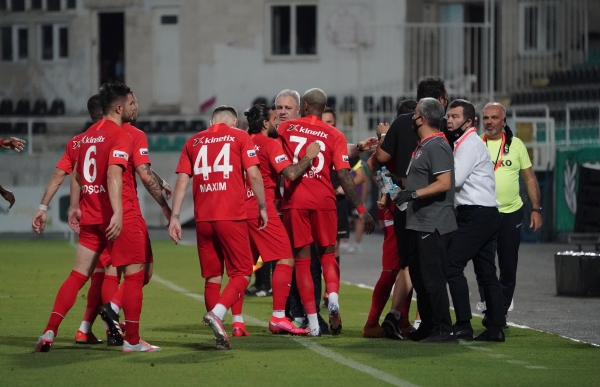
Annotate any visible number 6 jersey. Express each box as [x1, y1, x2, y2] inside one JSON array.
[[277, 115, 351, 211], [175, 123, 259, 221]]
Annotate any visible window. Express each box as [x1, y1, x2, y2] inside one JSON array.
[[66, 0, 76, 9], [519, 2, 559, 56], [47, 0, 60, 11], [0, 0, 6, 10], [40, 24, 68, 60], [11, 0, 25, 11], [31, 0, 41, 9], [1, 25, 27, 61], [268, 3, 317, 59]]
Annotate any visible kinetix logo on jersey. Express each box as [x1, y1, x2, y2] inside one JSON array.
[[80, 135, 105, 144], [298, 127, 328, 139], [196, 135, 236, 145], [71, 141, 81, 149]]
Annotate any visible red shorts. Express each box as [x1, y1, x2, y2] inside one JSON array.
[[282, 209, 337, 249], [379, 208, 400, 271], [196, 220, 253, 279], [79, 224, 108, 254], [97, 248, 111, 268], [105, 216, 148, 268], [247, 213, 292, 263], [91, 215, 153, 268]]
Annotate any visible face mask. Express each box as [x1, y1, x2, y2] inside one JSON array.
[[448, 120, 469, 142], [412, 116, 423, 133]]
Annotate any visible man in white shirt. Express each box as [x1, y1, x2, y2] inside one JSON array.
[[445, 99, 505, 342]]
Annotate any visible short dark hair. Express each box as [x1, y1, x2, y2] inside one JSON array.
[[417, 77, 446, 101], [244, 104, 273, 135], [212, 105, 238, 119], [449, 99, 476, 126], [98, 82, 132, 115], [87, 94, 103, 122], [323, 106, 337, 123], [396, 99, 417, 116]]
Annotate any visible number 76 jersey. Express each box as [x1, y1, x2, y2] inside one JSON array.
[[175, 123, 259, 222], [277, 115, 351, 211]]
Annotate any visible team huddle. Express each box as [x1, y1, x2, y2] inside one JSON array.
[[31, 83, 375, 352]]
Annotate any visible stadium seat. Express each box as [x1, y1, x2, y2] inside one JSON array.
[[33, 122, 47, 134], [49, 99, 65, 115], [0, 99, 13, 116], [32, 99, 48, 115], [135, 121, 152, 132], [173, 120, 187, 132], [154, 121, 171, 132], [153, 136, 171, 152], [14, 122, 28, 134], [0, 122, 11, 133], [171, 136, 187, 151], [15, 100, 30, 116], [189, 120, 207, 132]]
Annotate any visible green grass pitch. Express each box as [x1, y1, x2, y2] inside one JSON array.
[[1, 240, 599, 387]]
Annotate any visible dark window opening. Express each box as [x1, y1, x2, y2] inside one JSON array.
[[17, 28, 27, 59], [524, 6, 538, 50], [47, 0, 60, 11], [59, 27, 68, 58], [0, 0, 6, 11], [271, 6, 290, 55], [11, 0, 25, 12], [67, 0, 76, 9], [41, 24, 53, 60], [296, 5, 317, 55], [31, 0, 42, 10], [1, 27, 12, 61], [161, 15, 178, 24], [99, 12, 125, 84]]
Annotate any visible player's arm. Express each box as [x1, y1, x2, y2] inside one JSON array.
[[32, 168, 68, 233], [521, 166, 542, 231], [348, 137, 378, 158], [280, 141, 320, 181], [168, 173, 190, 244], [1, 136, 26, 152], [151, 168, 172, 199], [247, 165, 268, 230], [67, 170, 82, 234], [337, 168, 375, 235], [105, 165, 124, 241], [136, 163, 171, 223], [0, 184, 15, 209], [353, 162, 367, 186]]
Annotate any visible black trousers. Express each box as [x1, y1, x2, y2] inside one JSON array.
[[447, 206, 505, 327], [407, 229, 453, 333], [287, 243, 322, 318], [478, 207, 524, 314], [393, 207, 410, 268]]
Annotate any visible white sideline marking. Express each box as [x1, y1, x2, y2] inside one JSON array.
[[526, 366, 548, 370], [152, 275, 418, 387]]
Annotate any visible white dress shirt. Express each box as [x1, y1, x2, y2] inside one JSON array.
[[453, 128, 499, 207]]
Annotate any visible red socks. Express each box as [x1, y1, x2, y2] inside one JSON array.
[[110, 282, 124, 310], [217, 276, 248, 310], [272, 263, 293, 311], [320, 252, 340, 295], [204, 282, 221, 312], [82, 272, 104, 324], [101, 274, 120, 304], [45, 270, 89, 335], [231, 293, 244, 316], [366, 270, 396, 324], [122, 270, 145, 345], [295, 257, 316, 314], [401, 288, 413, 320]]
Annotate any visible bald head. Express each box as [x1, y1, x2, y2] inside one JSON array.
[[301, 88, 327, 117]]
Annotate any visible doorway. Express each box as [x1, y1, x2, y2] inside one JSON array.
[[98, 12, 125, 86]]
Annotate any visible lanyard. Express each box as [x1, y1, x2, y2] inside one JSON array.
[[452, 127, 477, 152], [482, 132, 506, 172], [407, 132, 447, 176]]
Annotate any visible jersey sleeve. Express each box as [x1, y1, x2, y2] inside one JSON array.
[[131, 130, 151, 169], [55, 140, 75, 174], [268, 139, 292, 174], [332, 132, 351, 171], [517, 139, 533, 170], [240, 132, 260, 170], [109, 131, 132, 168], [431, 141, 454, 176], [175, 139, 194, 176]]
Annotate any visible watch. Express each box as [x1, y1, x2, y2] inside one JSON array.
[[411, 191, 418, 200], [532, 208, 542, 214]]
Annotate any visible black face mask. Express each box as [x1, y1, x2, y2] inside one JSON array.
[[412, 116, 423, 133], [447, 120, 469, 143]]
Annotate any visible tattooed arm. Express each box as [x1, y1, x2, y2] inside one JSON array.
[[151, 168, 172, 199], [136, 163, 172, 224]]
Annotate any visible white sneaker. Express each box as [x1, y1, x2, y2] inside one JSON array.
[[35, 331, 54, 352], [122, 338, 161, 353], [307, 327, 321, 337], [476, 301, 487, 312], [413, 319, 421, 330]]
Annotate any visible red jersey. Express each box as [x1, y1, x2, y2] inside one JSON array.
[[122, 123, 152, 214], [56, 133, 85, 174], [76, 119, 133, 225], [176, 123, 259, 221], [277, 115, 350, 211], [245, 134, 292, 217]]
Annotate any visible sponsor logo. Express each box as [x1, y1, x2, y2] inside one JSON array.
[[199, 182, 227, 193], [287, 124, 298, 132], [298, 126, 328, 139], [193, 138, 201, 146], [139, 148, 149, 155], [247, 150, 257, 157], [342, 155, 349, 162], [80, 135, 105, 144], [254, 145, 260, 151], [415, 149, 423, 159], [113, 150, 129, 160], [195, 135, 236, 145], [275, 154, 288, 163], [516, 222, 522, 229], [71, 140, 81, 149], [421, 233, 430, 239], [246, 188, 255, 198]]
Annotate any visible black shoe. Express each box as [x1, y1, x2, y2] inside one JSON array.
[[317, 313, 330, 335], [482, 312, 489, 328], [98, 303, 123, 340], [245, 285, 266, 297], [381, 313, 403, 340], [474, 328, 505, 342], [453, 324, 474, 340], [322, 295, 329, 309], [407, 326, 432, 342], [420, 330, 459, 344], [107, 334, 124, 347]]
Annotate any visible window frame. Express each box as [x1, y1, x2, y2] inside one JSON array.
[[38, 22, 69, 62], [0, 24, 28, 63], [264, 1, 319, 61], [518, 1, 560, 57]]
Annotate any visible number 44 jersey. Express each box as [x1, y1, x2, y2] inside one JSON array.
[[277, 115, 351, 211], [175, 123, 259, 222], [76, 119, 133, 226]]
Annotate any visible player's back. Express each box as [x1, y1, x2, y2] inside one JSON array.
[[55, 133, 85, 174], [122, 123, 152, 214], [277, 115, 350, 211], [176, 123, 258, 222], [77, 119, 133, 225]]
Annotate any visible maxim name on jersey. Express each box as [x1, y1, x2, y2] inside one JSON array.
[[199, 182, 227, 193]]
